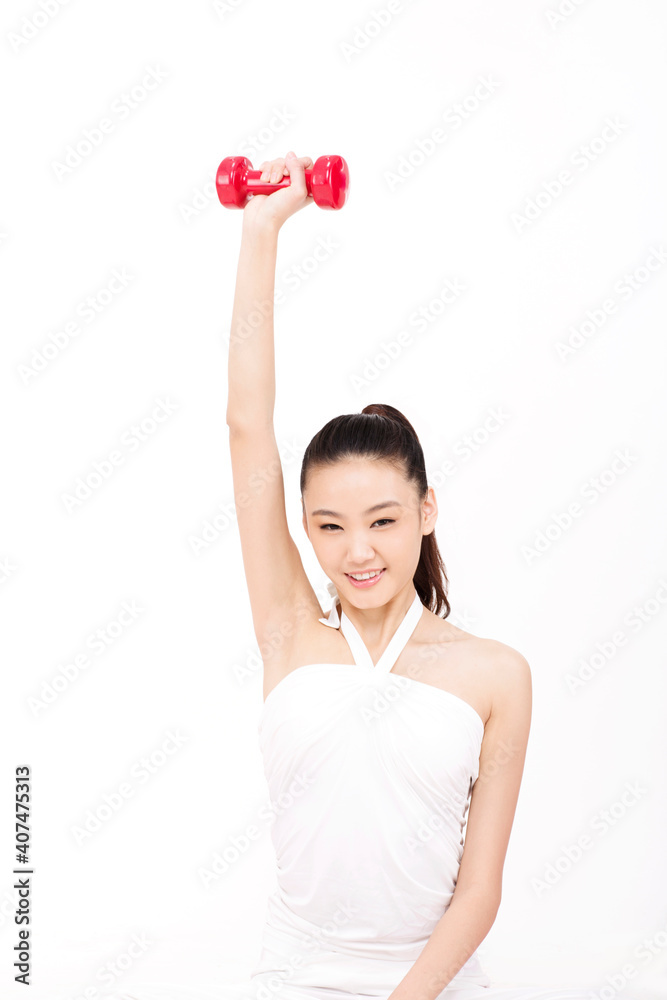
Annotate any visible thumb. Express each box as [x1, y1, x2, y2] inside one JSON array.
[[285, 151, 307, 191]]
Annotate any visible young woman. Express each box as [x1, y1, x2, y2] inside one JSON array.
[[105, 153, 642, 1000]]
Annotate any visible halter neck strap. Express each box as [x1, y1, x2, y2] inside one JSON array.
[[334, 590, 424, 675]]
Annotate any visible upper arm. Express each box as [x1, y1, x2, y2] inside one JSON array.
[[227, 424, 321, 656], [454, 644, 532, 905]]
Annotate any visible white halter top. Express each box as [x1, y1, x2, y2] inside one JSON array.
[[255, 588, 490, 993]]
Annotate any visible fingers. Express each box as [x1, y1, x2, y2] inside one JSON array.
[[287, 152, 314, 170], [258, 158, 286, 183], [258, 153, 313, 183]]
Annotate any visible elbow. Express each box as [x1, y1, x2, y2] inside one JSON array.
[[489, 886, 503, 921], [471, 885, 501, 935], [482, 880, 502, 914], [460, 881, 502, 918]]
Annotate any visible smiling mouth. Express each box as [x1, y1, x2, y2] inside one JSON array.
[[345, 568, 386, 581]]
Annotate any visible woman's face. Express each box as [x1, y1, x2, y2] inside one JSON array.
[[301, 458, 437, 605]]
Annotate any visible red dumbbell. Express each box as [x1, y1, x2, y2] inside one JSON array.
[[216, 155, 350, 210]]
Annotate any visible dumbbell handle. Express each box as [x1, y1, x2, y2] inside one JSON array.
[[250, 170, 318, 200]]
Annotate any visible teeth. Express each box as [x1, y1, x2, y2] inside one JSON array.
[[348, 570, 382, 580]]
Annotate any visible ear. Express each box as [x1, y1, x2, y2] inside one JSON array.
[[422, 486, 438, 536]]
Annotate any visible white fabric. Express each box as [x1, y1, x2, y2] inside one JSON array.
[[254, 589, 488, 994], [96, 591, 643, 1000]]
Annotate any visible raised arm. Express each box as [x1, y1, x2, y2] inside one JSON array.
[[226, 153, 322, 667]]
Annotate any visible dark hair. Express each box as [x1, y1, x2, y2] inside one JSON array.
[[300, 402, 451, 618]]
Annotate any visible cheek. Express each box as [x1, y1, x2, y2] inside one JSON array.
[[383, 526, 413, 558], [310, 530, 338, 554], [393, 523, 423, 560]]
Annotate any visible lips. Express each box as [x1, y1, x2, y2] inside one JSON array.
[[344, 568, 386, 588]]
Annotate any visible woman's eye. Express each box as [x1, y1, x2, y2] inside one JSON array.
[[319, 519, 394, 531]]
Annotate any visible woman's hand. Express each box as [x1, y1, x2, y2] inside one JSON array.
[[242, 151, 314, 231]]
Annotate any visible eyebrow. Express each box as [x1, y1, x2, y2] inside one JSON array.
[[310, 501, 404, 518]]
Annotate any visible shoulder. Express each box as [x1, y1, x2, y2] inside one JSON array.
[[423, 610, 531, 680], [482, 637, 532, 682], [417, 612, 531, 726], [479, 638, 532, 730]]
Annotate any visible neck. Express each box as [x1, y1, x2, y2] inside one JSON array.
[[338, 586, 418, 644]]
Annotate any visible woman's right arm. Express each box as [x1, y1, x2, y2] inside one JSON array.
[[226, 154, 321, 663]]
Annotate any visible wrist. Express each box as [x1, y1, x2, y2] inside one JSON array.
[[241, 214, 281, 245]]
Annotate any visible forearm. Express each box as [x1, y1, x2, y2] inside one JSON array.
[[387, 887, 500, 1000], [226, 218, 280, 429]]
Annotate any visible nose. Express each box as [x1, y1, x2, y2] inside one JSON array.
[[346, 536, 377, 564]]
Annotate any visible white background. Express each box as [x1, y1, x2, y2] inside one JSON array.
[[1, 1, 666, 998]]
